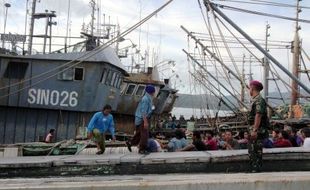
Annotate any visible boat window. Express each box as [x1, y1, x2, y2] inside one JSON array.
[[125, 84, 136, 95], [4, 61, 28, 79], [100, 68, 107, 83], [113, 74, 119, 87], [105, 70, 113, 85], [120, 83, 127, 94], [135, 85, 145, 96], [58, 67, 74, 80], [117, 76, 123, 89], [74, 67, 84, 81], [110, 72, 116, 86]]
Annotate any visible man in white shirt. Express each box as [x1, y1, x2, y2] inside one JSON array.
[[302, 128, 310, 148]]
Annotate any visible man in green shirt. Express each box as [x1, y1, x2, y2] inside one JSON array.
[[248, 80, 269, 172]]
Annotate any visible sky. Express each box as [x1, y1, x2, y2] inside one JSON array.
[[1, 0, 310, 103]]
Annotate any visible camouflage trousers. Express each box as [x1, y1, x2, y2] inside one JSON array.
[[248, 138, 263, 172]]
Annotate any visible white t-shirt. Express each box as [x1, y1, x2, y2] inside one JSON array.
[[303, 138, 310, 148]]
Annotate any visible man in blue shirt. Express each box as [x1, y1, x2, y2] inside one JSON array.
[[87, 104, 115, 154], [127, 85, 155, 154]]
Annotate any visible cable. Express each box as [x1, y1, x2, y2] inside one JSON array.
[[217, 3, 310, 24], [211, 0, 310, 9]]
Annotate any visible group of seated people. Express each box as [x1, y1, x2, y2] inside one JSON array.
[[145, 126, 310, 152]]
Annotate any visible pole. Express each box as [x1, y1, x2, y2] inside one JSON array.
[[290, 0, 301, 118], [90, 0, 95, 37], [208, 1, 310, 95], [249, 55, 253, 81], [23, 0, 29, 55], [241, 54, 245, 103], [2, 3, 10, 48], [263, 23, 270, 102], [65, 0, 71, 53], [28, 0, 37, 55], [43, 10, 49, 54]]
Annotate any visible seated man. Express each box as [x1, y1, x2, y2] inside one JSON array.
[[238, 131, 249, 149], [167, 129, 188, 152], [87, 104, 115, 155], [223, 130, 240, 150], [271, 129, 280, 143], [273, 130, 292, 148], [204, 131, 218, 150], [301, 128, 310, 148], [45, 129, 55, 143], [181, 131, 207, 151], [284, 125, 298, 147], [146, 133, 162, 153]]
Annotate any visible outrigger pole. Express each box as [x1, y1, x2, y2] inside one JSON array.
[[206, 1, 310, 95], [180, 25, 244, 85], [183, 49, 248, 110]]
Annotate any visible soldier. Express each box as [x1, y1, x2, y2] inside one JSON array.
[[248, 80, 269, 172]]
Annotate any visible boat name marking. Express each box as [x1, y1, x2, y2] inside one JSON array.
[[27, 88, 78, 107]]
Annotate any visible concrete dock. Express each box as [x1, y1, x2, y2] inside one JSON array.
[[1, 147, 310, 178], [1, 172, 310, 190]]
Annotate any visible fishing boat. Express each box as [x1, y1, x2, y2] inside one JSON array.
[[0, 0, 178, 145]]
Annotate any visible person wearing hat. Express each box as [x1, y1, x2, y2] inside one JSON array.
[[126, 84, 155, 154], [248, 80, 270, 172]]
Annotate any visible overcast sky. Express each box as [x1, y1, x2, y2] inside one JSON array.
[[1, 0, 310, 101]]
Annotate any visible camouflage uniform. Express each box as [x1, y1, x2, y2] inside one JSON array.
[[248, 94, 269, 172]]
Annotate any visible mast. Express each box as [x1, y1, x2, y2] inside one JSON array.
[[249, 55, 253, 81], [241, 54, 245, 103], [27, 0, 37, 55], [65, 0, 71, 52], [263, 23, 270, 102], [23, 0, 29, 55], [90, 0, 96, 36], [43, 10, 49, 54], [290, 0, 301, 118]]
